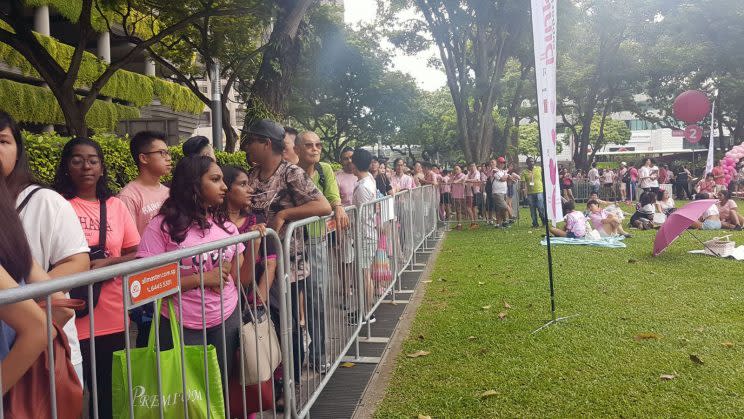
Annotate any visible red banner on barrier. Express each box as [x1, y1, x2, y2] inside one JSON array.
[[127, 262, 179, 307]]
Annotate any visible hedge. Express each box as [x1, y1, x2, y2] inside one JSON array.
[[24, 131, 249, 193]]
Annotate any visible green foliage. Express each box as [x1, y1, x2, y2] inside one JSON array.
[[576, 116, 632, 155], [517, 123, 563, 158], [0, 79, 140, 131], [152, 78, 205, 115], [0, 32, 199, 112], [23, 131, 249, 192]]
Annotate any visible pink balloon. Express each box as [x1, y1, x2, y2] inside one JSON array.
[[725, 157, 734, 165], [725, 176, 732, 184]]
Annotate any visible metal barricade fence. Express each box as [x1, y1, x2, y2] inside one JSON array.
[[0, 186, 441, 419], [0, 229, 286, 419]]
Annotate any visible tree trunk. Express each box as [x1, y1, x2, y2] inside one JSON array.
[[242, 0, 313, 133]]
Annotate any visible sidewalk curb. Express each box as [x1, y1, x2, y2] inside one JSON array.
[[351, 232, 446, 419]]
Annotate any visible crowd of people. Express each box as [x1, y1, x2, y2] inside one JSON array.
[[0, 111, 431, 417], [564, 158, 744, 203]]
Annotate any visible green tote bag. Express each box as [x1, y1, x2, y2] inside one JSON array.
[[111, 299, 225, 419]]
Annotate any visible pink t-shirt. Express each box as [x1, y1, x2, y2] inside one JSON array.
[[712, 166, 725, 185], [391, 173, 416, 192], [717, 199, 738, 220], [137, 215, 245, 330], [450, 173, 466, 199], [118, 180, 170, 234], [588, 209, 608, 231], [69, 197, 141, 340], [440, 175, 451, 193], [336, 171, 357, 206], [468, 170, 481, 194], [630, 167, 638, 182], [564, 210, 587, 238]]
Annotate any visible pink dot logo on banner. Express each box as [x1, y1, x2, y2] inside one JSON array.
[[551, 128, 557, 144], [549, 159, 557, 184], [684, 124, 703, 143]]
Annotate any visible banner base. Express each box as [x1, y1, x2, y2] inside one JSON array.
[[530, 313, 580, 334]]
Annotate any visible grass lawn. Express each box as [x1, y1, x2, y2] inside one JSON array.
[[375, 204, 744, 418]]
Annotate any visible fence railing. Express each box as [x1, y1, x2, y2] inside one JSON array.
[[0, 185, 440, 419]]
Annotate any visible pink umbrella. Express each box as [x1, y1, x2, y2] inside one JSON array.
[[653, 199, 718, 256]]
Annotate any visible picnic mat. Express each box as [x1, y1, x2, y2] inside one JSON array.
[[540, 236, 626, 248], [689, 246, 744, 261]]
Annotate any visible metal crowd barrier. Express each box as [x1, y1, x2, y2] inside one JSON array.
[[0, 230, 286, 419], [0, 186, 441, 419]]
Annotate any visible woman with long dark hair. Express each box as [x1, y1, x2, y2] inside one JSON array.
[[53, 137, 140, 418], [221, 165, 275, 303], [137, 156, 244, 380], [0, 112, 89, 384], [0, 172, 55, 394]]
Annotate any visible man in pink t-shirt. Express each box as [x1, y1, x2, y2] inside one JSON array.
[[336, 147, 357, 206], [119, 131, 172, 234], [391, 157, 416, 193]]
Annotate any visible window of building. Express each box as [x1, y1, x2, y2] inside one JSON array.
[[626, 119, 659, 131], [201, 111, 211, 125]]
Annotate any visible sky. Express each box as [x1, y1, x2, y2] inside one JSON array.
[[343, 0, 447, 91]]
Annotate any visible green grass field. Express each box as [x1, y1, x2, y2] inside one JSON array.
[[376, 205, 744, 418]]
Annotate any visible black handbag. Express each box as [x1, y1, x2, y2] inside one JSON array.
[[69, 199, 107, 318]]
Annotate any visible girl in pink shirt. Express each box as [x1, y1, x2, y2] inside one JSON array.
[[716, 190, 744, 229], [137, 156, 245, 383], [587, 199, 631, 237]]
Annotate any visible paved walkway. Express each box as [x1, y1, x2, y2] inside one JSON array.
[[308, 234, 441, 418]]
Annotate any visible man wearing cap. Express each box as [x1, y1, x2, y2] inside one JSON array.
[[491, 157, 510, 227], [241, 119, 332, 382], [521, 157, 546, 228]]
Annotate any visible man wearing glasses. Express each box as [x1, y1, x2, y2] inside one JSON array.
[[294, 130, 348, 373], [118, 130, 172, 346]]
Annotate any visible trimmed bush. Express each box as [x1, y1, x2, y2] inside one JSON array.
[[24, 131, 249, 193]]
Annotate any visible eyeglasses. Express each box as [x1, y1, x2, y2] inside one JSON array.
[[303, 142, 322, 150], [142, 149, 171, 158], [69, 157, 101, 167]]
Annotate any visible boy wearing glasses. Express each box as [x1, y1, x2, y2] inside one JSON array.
[[119, 130, 173, 234], [118, 131, 172, 346]]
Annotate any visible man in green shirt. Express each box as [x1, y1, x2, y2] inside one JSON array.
[[520, 157, 546, 228], [294, 131, 348, 373]]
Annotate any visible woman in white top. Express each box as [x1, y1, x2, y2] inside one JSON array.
[[0, 112, 89, 384], [655, 189, 675, 215], [691, 193, 722, 230]]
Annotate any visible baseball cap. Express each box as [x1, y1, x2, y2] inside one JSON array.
[[621, 161, 627, 166], [497, 156, 506, 163], [245, 119, 285, 143]]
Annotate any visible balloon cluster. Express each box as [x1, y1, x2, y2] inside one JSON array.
[[722, 145, 744, 185]]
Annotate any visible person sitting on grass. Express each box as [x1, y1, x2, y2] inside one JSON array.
[[587, 199, 632, 238], [656, 189, 676, 216], [695, 173, 716, 197], [691, 193, 722, 230], [716, 190, 744, 230], [630, 191, 656, 230], [549, 200, 587, 238]]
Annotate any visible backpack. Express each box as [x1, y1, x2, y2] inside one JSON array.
[[315, 162, 327, 192], [622, 170, 631, 183]]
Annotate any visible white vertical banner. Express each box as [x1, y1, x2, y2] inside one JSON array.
[[531, 0, 562, 221], [705, 101, 716, 175]]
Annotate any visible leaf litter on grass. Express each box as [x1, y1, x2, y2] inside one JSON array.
[[407, 350, 430, 358]]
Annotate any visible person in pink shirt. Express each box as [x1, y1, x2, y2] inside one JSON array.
[[119, 131, 172, 235], [587, 199, 631, 237], [52, 137, 141, 418], [466, 162, 481, 228], [712, 160, 726, 192], [336, 147, 357, 206], [137, 155, 245, 385], [449, 164, 467, 230], [439, 169, 452, 219], [716, 190, 743, 229], [549, 200, 587, 238], [391, 157, 416, 193]]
